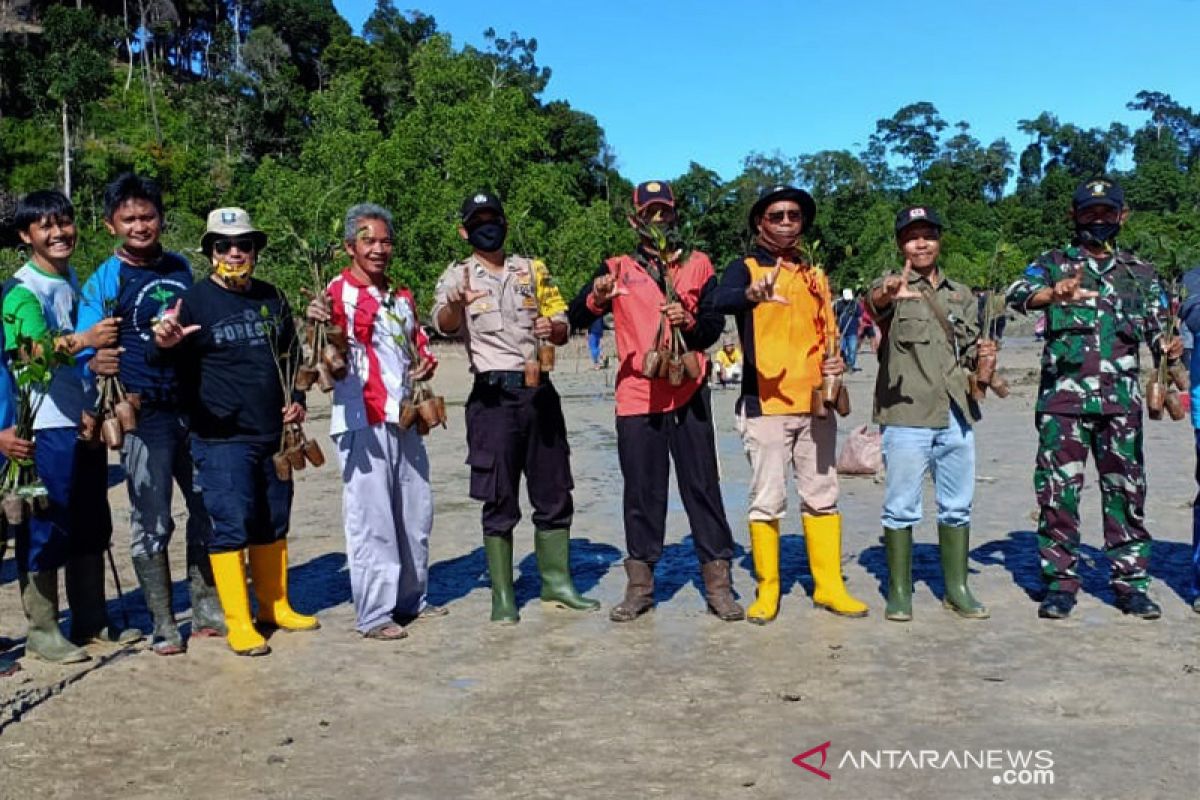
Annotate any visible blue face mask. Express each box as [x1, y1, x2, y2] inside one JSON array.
[[467, 221, 507, 252]]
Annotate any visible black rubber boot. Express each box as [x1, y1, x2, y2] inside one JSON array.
[[132, 552, 184, 654], [65, 552, 144, 646]]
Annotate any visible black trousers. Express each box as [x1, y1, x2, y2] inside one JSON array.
[[464, 379, 574, 538], [615, 385, 734, 564]]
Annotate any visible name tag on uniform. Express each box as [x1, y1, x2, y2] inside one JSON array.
[[522, 296, 538, 309]]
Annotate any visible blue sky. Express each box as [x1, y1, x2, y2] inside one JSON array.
[[333, 0, 1199, 182]]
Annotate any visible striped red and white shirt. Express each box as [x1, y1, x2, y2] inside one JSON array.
[[327, 269, 436, 436]]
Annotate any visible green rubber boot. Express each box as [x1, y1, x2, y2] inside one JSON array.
[[938, 523, 989, 619], [884, 527, 913, 622], [132, 552, 184, 655], [484, 535, 518, 624], [65, 552, 144, 646], [19, 570, 89, 664], [534, 529, 600, 611], [187, 544, 227, 637]]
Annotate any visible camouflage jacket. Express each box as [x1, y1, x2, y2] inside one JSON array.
[[1006, 245, 1167, 416]]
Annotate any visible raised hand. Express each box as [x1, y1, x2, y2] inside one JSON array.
[[153, 299, 200, 349], [881, 260, 922, 303], [592, 266, 629, 305], [746, 263, 789, 305], [445, 264, 490, 308], [409, 355, 436, 382], [281, 402, 306, 424], [660, 302, 692, 328], [1050, 275, 1098, 304]]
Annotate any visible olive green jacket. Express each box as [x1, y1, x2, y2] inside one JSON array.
[[868, 269, 981, 428]]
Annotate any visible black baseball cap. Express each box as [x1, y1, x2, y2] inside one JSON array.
[[748, 185, 816, 232], [894, 205, 944, 236], [633, 180, 675, 212], [1072, 178, 1124, 211], [460, 191, 505, 224]]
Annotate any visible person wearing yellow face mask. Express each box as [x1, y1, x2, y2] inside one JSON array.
[[151, 207, 317, 656]]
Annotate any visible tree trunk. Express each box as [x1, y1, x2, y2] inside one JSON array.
[[61, 99, 71, 197]]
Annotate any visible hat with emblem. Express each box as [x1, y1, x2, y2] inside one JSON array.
[[460, 191, 506, 225], [633, 181, 675, 213], [1072, 178, 1124, 211], [748, 184, 816, 233], [894, 205, 944, 236], [200, 207, 267, 253]]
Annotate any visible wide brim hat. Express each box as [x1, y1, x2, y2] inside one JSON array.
[[748, 185, 816, 232], [200, 207, 268, 253]]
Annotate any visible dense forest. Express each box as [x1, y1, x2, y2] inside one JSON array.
[[2, 1, 1199, 309]]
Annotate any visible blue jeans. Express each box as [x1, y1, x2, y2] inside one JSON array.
[[881, 407, 975, 529], [121, 406, 211, 558], [1192, 431, 1200, 596], [587, 321, 604, 364], [191, 437, 292, 553], [841, 332, 858, 369]]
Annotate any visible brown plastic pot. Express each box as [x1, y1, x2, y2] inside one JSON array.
[[415, 416, 430, 437], [322, 345, 348, 380], [417, 397, 442, 427], [1165, 390, 1186, 421], [657, 349, 671, 378], [2, 494, 26, 525], [101, 416, 125, 450], [834, 384, 851, 417], [294, 365, 319, 392], [272, 452, 293, 482], [1169, 363, 1190, 392], [667, 355, 685, 386], [975, 350, 997, 385], [641, 349, 663, 379], [435, 396, 446, 427], [524, 360, 541, 388], [399, 400, 418, 430], [989, 373, 1011, 398], [287, 445, 306, 470], [680, 350, 702, 380], [821, 376, 842, 407], [969, 372, 987, 401], [1146, 380, 1165, 420], [317, 363, 335, 393], [303, 439, 325, 467], [114, 400, 138, 433], [126, 393, 142, 412], [538, 343, 556, 373], [325, 324, 348, 351], [810, 388, 829, 419]]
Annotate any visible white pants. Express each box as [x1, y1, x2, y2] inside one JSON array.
[[335, 422, 433, 632]]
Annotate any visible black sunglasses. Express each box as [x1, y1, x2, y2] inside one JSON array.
[[765, 210, 804, 224], [212, 237, 256, 255]]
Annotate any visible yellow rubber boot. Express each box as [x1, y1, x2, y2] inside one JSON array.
[[248, 540, 320, 631], [803, 513, 868, 617], [747, 520, 781, 624], [208, 551, 270, 656]]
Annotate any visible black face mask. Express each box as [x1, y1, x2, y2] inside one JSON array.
[[1076, 221, 1120, 247], [467, 221, 507, 252]]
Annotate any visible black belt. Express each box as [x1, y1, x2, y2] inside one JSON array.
[[474, 370, 548, 390]]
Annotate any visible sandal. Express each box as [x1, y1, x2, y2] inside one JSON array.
[[363, 624, 407, 640]]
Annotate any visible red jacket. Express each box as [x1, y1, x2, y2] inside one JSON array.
[[569, 250, 724, 416]]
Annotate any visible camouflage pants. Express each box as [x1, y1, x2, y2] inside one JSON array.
[[1033, 412, 1151, 596]]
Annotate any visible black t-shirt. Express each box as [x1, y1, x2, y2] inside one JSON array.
[[152, 278, 300, 441]]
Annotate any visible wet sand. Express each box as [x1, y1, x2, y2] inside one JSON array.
[[1, 336, 1197, 800]]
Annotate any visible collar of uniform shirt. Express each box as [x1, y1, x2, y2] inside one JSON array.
[[470, 253, 519, 278]]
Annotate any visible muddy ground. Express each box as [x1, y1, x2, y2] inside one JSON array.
[[0, 335, 1197, 800]]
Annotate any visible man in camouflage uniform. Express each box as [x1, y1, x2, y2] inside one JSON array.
[[1007, 178, 1183, 620]]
